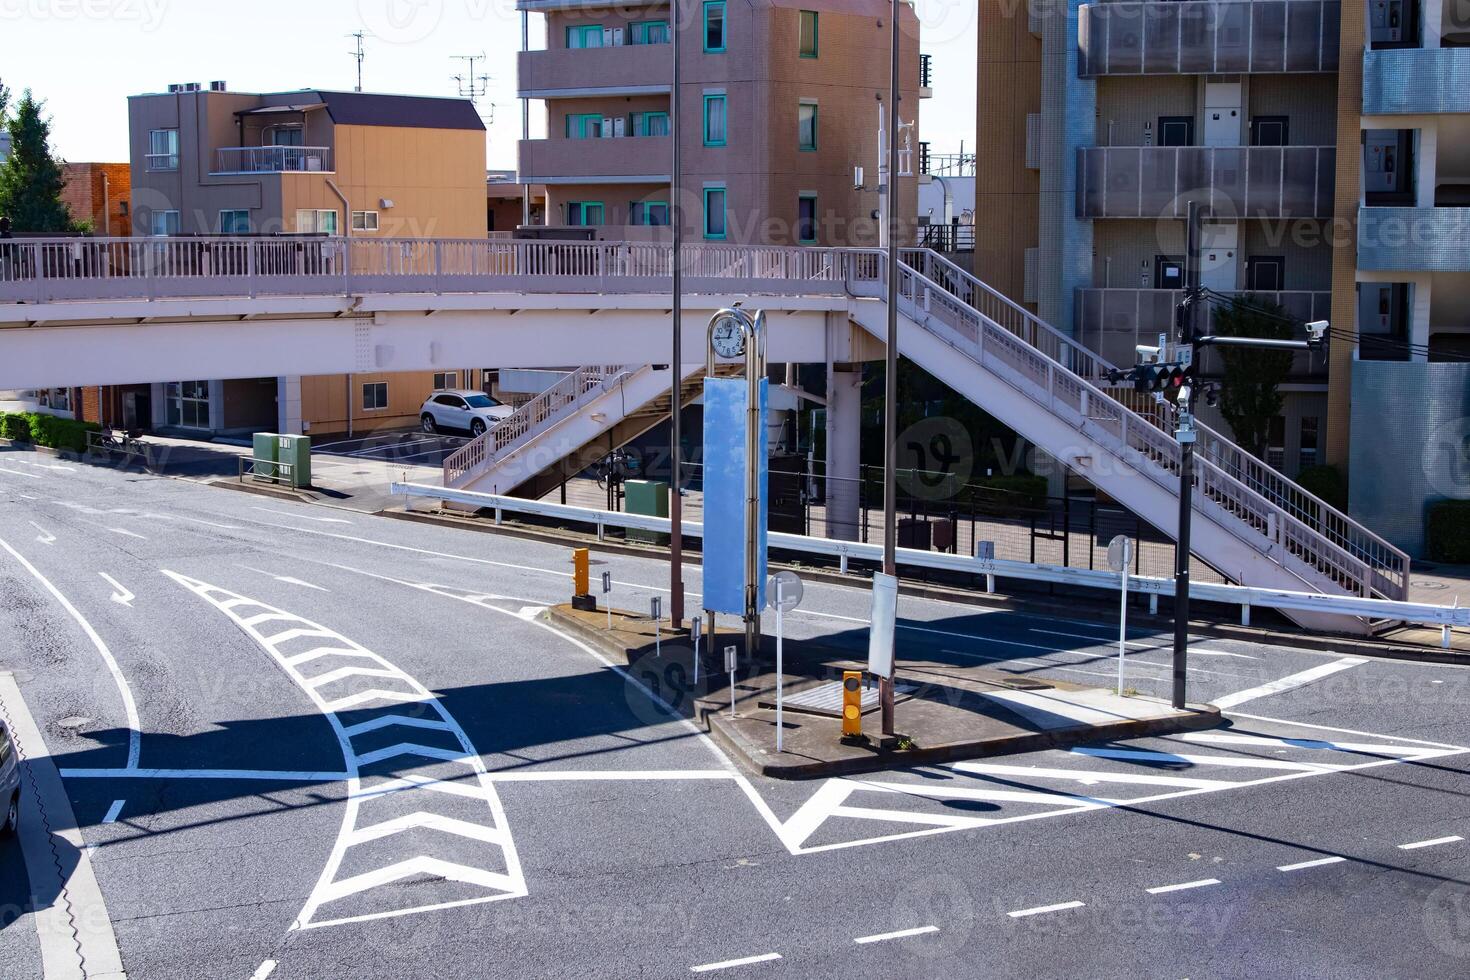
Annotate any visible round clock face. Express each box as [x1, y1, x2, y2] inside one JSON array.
[[712, 316, 746, 359]]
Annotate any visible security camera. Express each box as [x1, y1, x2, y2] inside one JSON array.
[[1135, 344, 1162, 363], [1306, 320, 1329, 342]]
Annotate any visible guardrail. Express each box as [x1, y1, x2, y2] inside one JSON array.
[[85, 429, 153, 469], [239, 457, 295, 485], [389, 481, 1470, 644]]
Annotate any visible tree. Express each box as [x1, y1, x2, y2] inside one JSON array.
[[0, 89, 77, 233], [1212, 295, 1295, 459]]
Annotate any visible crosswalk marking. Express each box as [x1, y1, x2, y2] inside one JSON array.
[[163, 570, 527, 929]]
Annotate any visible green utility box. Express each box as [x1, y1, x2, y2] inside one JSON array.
[[276, 434, 312, 489], [251, 432, 279, 484], [624, 479, 669, 544]]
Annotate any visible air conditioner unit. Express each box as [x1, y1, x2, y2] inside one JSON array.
[[167, 83, 183, 93], [209, 80, 227, 92], [184, 82, 202, 92], [305, 155, 323, 171]]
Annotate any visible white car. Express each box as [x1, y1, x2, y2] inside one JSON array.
[[419, 390, 513, 437]]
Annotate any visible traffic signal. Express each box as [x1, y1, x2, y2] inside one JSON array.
[[1132, 362, 1187, 393]]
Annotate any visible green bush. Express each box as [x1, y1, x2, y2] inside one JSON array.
[[1427, 500, 1470, 564], [0, 413, 31, 442], [0, 412, 99, 453], [1296, 464, 1347, 511]]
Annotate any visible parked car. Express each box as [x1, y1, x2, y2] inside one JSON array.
[[419, 390, 514, 437], [1, 720, 19, 838]]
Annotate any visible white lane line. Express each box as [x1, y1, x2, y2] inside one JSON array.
[[1181, 732, 1437, 758], [62, 768, 352, 781], [107, 526, 147, 540], [1008, 900, 1085, 918], [691, 952, 782, 973], [251, 506, 352, 524], [1226, 712, 1470, 751], [240, 565, 330, 592], [1145, 878, 1220, 895], [1278, 856, 1347, 871], [0, 466, 44, 479], [1029, 628, 1255, 659], [1214, 657, 1368, 709], [0, 535, 141, 769], [1070, 747, 1340, 773], [250, 960, 278, 980], [1398, 835, 1463, 850], [854, 925, 939, 944], [28, 521, 56, 545], [949, 762, 1240, 791], [99, 572, 135, 607], [143, 512, 242, 530], [102, 799, 125, 823]]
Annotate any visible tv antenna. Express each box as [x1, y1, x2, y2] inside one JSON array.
[[348, 31, 370, 92], [451, 53, 491, 103]]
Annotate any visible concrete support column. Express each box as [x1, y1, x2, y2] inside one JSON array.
[[277, 376, 303, 435], [1417, 124, 1438, 208], [1410, 275, 1432, 362], [1423, 0, 1444, 46], [826, 364, 862, 542]]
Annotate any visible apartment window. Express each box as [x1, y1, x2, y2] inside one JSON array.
[[267, 126, 304, 147], [362, 381, 388, 411], [567, 201, 605, 226], [567, 113, 605, 139], [566, 24, 604, 48], [703, 94, 727, 146], [295, 209, 338, 234], [1246, 256, 1285, 291], [798, 101, 818, 151], [351, 210, 380, 232], [631, 20, 669, 44], [1158, 116, 1194, 147], [797, 193, 817, 243], [631, 201, 670, 226], [219, 209, 251, 235], [37, 387, 71, 412], [636, 111, 670, 137], [148, 128, 179, 171], [704, 1, 726, 52], [703, 186, 727, 239], [1266, 416, 1287, 471], [1298, 417, 1320, 471], [433, 372, 457, 391], [150, 209, 180, 237], [1251, 116, 1289, 147], [799, 10, 819, 57]]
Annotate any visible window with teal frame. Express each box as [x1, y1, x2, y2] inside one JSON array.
[[631, 20, 669, 44], [703, 186, 727, 239], [567, 201, 605, 226], [636, 111, 670, 137], [566, 113, 604, 139], [703, 94, 727, 146], [631, 201, 670, 226], [566, 25, 604, 48], [799, 10, 818, 58], [703, 1, 726, 52], [797, 194, 817, 243], [798, 101, 817, 151]]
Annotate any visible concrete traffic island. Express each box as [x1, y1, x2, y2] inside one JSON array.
[[546, 603, 1220, 780]]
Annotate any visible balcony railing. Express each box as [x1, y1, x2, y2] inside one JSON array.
[[1358, 206, 1470, 272], [1363, 47, 1470, 115], [145, 153, 179, 172], [517, 44, 673, 97], [213, 145, 333, 174], [518, 136, 672, 184], [1076, 145, 1336, 219]]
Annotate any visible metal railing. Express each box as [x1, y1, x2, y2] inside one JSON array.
[[214, 145, 333, 174], [238, 456, 295, 485], [920, 52, 933, 88]]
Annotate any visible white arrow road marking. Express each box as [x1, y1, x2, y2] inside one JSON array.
[[1214, 657, 1368, 709], [0, 535, 140, 769], [162, 570, 526, 929], [28, 521, 55, 545], [99, 572, 135, 607], [250, 506, 353, 524]]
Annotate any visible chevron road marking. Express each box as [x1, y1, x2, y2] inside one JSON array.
[[163, 570, 528, 929]]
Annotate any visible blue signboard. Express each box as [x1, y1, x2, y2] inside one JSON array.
[[701, 376, 768, 615]]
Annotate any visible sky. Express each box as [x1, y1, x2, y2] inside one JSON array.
[[2, 0, 977, 169]]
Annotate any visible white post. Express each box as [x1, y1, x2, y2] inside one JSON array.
[[693, 618, 702, 685], [1117, 568, 1129, 696], [776, 580, 785, 752]]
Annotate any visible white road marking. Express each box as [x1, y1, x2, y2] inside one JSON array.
[[1029, 628, 1256, 661], [1070, 747, 1342, 773], [99, 572, 135, 607], [144, 512, 242, 530], [1398, 835, 1463, 850], [107, 526, 147, 539], [102, 799, 125, 823], [62, 768, 353, 781], [0, 535, 141, 769], [1214, 657, 1368, 709], [250, 960, 278, 980], [1278, 856, 1346, 871], [1008, 901, 1085, 918], [1225, 712, 1470, 750], [1180, 732, 1438, 758], [0, 466, 44, 479], [854, 925, 939, 944], [691, 952, 782, 973], [251, 506, 352, 524], [15, 492, 38, 499], [28, 521, 55, 544], [17, 459, 76, 472], [1145, 878, 1220, 895], [164, 571, 526, 928], [949, 762, 1238, 791]]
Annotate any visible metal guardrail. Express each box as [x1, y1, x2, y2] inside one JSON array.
[[85, 429, 153, 469], [238, 457, 295, 485], [390, 481, 1470, 642]]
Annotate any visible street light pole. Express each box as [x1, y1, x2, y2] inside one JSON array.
[[1170, 201, 1204, 710], [880, 0, 901, 736], [670, 0, 685, 629]]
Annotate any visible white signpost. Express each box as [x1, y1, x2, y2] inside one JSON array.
[[1107, 535, 1135, 696], [692, 615, 703, 685], [868, 572, 898, 680], [724, 645, 738, 718], [767, 571, 804, 752], [602, 571, 612, 630], [651, 596, 662, 658]]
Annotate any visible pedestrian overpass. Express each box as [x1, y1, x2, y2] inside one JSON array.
[[0, 236, 1410, 629]]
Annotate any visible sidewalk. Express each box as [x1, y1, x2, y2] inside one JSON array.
[[548, 603, 1218, 780]]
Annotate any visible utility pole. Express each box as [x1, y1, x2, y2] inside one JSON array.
[[880, 0, 901, 736], [520, 11, 531, 227], [1170, 201, 1204, 710], [670, 0, 686, 629], [452, 53, 491, 104], [348, 32, 368, 92]]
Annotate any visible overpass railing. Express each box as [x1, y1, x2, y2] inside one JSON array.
[[0, 236, 855, 303]]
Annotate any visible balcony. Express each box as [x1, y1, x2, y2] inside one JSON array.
[[1358, 206, 1470, 271], [517, 44, 672, 99], [1078, 0, 1340, 76], [518, 136, 672, 184], [1363, 48, 1470, 115], [213, 145, 333, 175], [1076, 145, 1335, 219]]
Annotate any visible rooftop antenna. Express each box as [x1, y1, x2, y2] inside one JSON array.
[[451, 53, 491, 104], [348, 31, 369, 92]]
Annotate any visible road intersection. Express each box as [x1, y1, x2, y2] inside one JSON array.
[[1, 446, 1468, 978]]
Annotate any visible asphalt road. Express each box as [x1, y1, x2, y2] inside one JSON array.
[[1, 444, 1468, 979]]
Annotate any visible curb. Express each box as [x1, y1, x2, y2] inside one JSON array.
[[209, 477, 319, 503]]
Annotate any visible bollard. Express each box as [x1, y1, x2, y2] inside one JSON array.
[[571, 548, 596, 611], [841, 670, 864, 740]]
